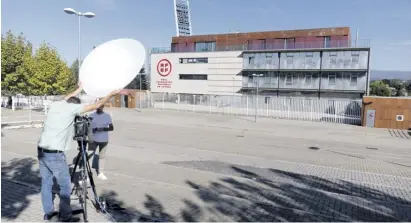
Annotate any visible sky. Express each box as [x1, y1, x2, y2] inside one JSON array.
[[2, 0, 411, 71]]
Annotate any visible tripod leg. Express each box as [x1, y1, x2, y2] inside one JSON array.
[[81, 147, 89, 222], [70, 151, 82, 195], [84, 153, 106, 213]]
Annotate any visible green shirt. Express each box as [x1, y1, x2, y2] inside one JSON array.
[[38, 100, 85, 151]]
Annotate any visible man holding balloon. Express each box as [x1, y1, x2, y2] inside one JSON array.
[[37, 83, 123, 222], [36, 38, 146, 221]]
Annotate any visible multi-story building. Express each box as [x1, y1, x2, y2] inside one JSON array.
[[150, 27, 371, 99]]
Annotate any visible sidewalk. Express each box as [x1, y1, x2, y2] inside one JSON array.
[[1, 178, 110, 222]]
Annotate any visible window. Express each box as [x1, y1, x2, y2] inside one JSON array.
[[352, 55, 359, 64], [351, 51, 360, 56], [305, 75, 312, 85], [306, 52, 314, 66], [179, 74, 208, 80], [179, 57, 208, 64], [171, 43, 177, 52], [285, 38, 295, 49], [324, 36, 331, 48], [330, 55, 337, 64], [286, 53, 293, 65], [194, 41, 216, 52], [258, 39, 266, 49], [306, 52, 314, 57], [248, 55, 255, 64], [328, 74, 336, 86], [350, 74, 357, 86], [285, 75, 293, 86]]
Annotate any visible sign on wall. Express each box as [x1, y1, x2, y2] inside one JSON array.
[[174, 0, 192, 36], [156, 59, 173, 89]]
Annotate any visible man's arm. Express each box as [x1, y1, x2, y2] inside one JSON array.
[[95, 123, 114, 132], [64, 85, 83, 101], [81, 89, 122, 114]]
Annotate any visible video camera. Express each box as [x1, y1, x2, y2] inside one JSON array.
[[73, 115, 93, 141]]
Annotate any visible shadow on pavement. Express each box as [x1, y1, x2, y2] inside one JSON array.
[[3, 157, 411, 222], [1, 158, 41, 220], [165, 161, 411, 222], [99, 190, 173, 222]]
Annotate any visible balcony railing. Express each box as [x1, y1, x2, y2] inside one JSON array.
[[151, 39, 371, 54]]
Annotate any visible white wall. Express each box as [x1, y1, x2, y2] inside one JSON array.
[[150, 51, 243, 95]]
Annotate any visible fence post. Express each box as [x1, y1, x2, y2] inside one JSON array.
[[162, 93, 165, 110], [193, 94, 196, 112], [334, 100, 337, 123], [12, 97, 15, 111], [228, 97, 231, 115], [44, 104, 48, 115], [209, 95, 211, 114], [287, 98, 290, 119], [246, 96, 249, 116], [310, 99, 313, 121], [266, 98, 269, 117], [29, 104, 32, 124]]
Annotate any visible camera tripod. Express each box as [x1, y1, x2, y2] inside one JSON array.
[[70, 138, 107, 222]]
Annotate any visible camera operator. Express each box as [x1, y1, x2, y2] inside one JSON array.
[[88, 104, 113, 180], [37, 83, 122, 222]]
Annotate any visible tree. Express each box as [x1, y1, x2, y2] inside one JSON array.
[[15, 43, 75, 95], [32, 43, 75, 95], [382, 79, 405, 96], [1, 31, 33, 95], [370, 80, 392, 97], [406, 80, 411, 93], [70, 59, 80, 84], [125, 67, 147, 90], [2, 31, 75, 95]]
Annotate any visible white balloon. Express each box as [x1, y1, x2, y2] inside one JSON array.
[[79, 39, 146, 98]]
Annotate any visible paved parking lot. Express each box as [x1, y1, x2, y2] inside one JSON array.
[[2, 108, 411, 221]]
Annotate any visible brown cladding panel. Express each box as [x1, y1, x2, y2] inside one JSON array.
[[114, 95, 121, 108], [362, 97, 411, 130], [172, 27, 350, 44]]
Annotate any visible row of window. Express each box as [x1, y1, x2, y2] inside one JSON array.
[[249, 36, 335, 49], [248, 74, 358, 86], [171, 36, 351, 52], [179, 74, 208, 80], [179, 57, 208, 64], [178, 74, 357, 87]]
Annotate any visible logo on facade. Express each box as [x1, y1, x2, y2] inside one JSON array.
[[157, 59, 172, 77]]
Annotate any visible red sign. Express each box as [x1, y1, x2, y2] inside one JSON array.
[[157, 59, 172, 77]]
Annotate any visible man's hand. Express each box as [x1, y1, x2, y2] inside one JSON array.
[[92, 128, 103, 133]]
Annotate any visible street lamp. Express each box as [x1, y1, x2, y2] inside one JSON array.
[[252, 73, 264, 122], [64, 8, 95, 82]]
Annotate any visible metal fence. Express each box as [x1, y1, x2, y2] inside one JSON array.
[[1, 93, 363, 126], [1, 95, 98, 126], [137, 92, 362, 125]]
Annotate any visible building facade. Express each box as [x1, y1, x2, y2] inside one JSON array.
[[150, 27, 371, 99]]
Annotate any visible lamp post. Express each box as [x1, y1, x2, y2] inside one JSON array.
[[232, 77, 235, 97], [64, 8, 95, 81], [252, 73, 264, 122]]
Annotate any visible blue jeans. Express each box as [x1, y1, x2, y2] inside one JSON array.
[[38, 150, 72, 219]]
